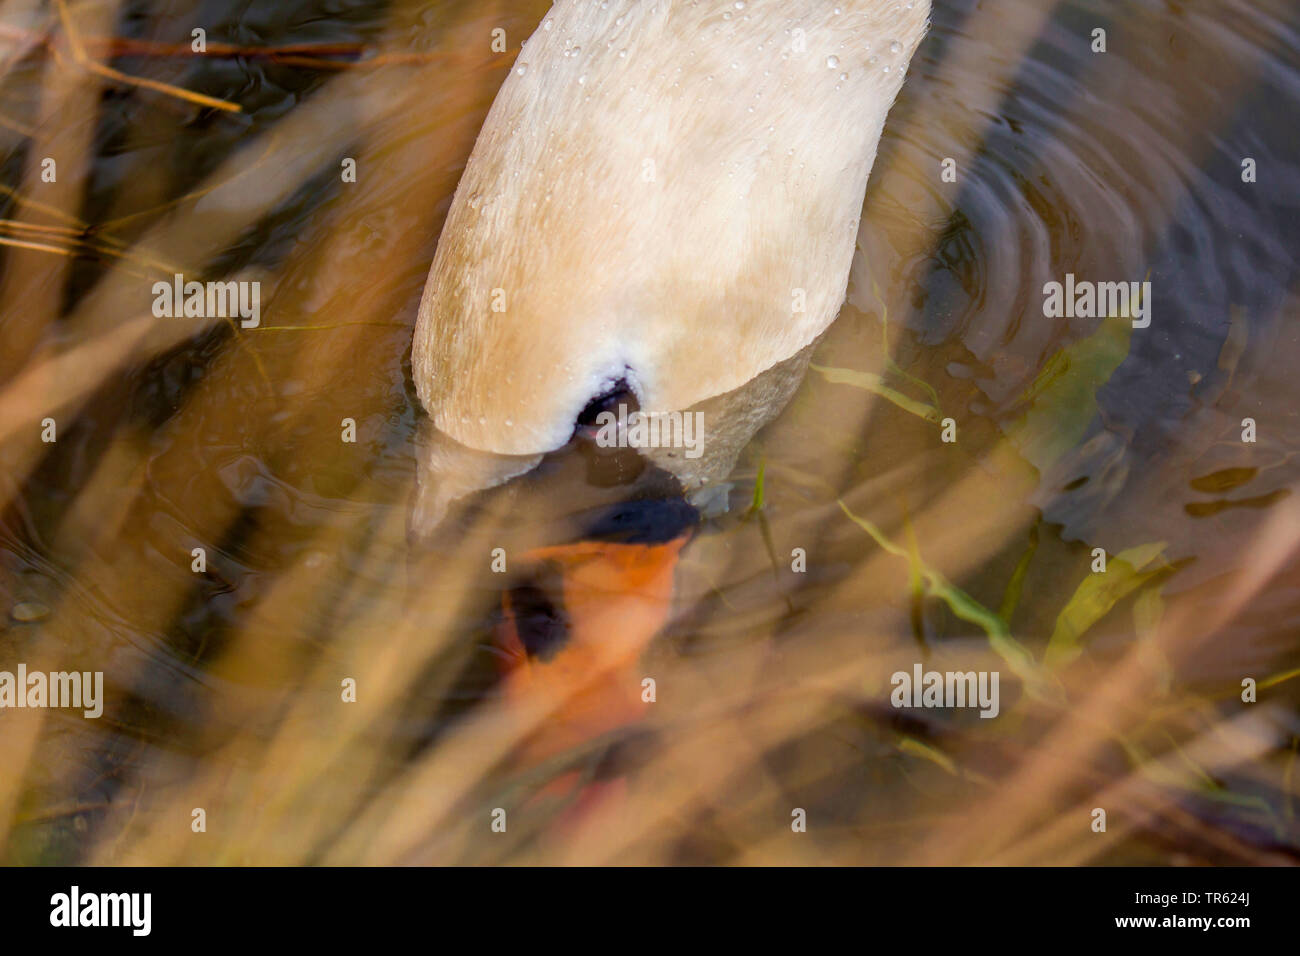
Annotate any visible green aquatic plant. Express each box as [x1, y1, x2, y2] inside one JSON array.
[[1045, 541, 1170, 670], [1004, 282, 1143, 474], [837, 498, 1051, 700], [810, 363, 942, 423], [997, 518, 1039, 623], [809, 279, 943, 424]]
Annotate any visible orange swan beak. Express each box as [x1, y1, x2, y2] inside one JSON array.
[[496, 534, 689, 764]]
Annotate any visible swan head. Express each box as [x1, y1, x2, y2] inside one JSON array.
[[411, 0, 930, 535]]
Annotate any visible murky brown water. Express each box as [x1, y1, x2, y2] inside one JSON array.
[[1, 0, 1297, 864]]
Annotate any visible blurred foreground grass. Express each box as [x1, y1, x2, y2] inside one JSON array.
[[0, 0, 1296, 865]]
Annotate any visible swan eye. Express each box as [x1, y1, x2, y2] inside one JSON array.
[[506, 580, 569, 663]]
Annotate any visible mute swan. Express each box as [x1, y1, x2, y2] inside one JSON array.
[[409, 0, 930, 809]]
